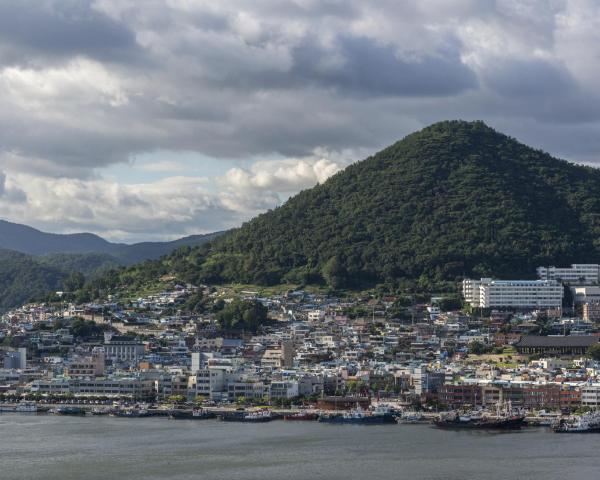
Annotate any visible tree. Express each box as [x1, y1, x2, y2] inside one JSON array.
[[216, 299, 268, 332], [468, 340, 490, 355], [167, 394, 186, 405], [63, 271, 85, 292], [587, 344, 600, 361], [322, 256, 348, 289]]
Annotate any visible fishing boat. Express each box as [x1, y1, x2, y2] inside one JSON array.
[[221, 409, 273, 423], [318, 405, 396, 425], [553, 411, 600, 433], [283, 412, 318, 421], [50, 406, 86, 416], [396, 410, 423, 424], [111, 406, 152, 418], [90, 407, 110, 416], [15, 401, 38, 413], [169, 408, 216, 420], [434, 403, 526, 430]]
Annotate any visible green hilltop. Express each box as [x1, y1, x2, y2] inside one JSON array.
[[79, 120, 600, 298]]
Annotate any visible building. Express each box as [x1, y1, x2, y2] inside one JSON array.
[[537, 264, 600, 285], [2, 348, 26, 370], [269, 380, 299, 400], [581, 384, 600, 407], [261, 342, 294, 369], [66, 348, 105, 377], [515, 336, 599, 356], [583, 302, 600, 322], [523, 384, 561, 409], [572, 287, 600, 306], [462, 278, 563, 310], [104, 333, 145, 362], [437, 384, 482, 408]]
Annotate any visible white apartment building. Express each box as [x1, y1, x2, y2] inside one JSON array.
[[462, 278, 563, 309], [536, 264, 600, 285]]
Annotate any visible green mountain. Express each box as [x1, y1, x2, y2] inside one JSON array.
[[84, 120, 600, 296]]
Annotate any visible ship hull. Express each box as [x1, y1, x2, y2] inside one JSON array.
[[318, 415, 397, 425], [434, 416, 526, 430], [169, 410, 216, 420]]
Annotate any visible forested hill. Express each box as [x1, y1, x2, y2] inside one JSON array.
[[0, 249, 120, 312], [84, 120, 600, 295]]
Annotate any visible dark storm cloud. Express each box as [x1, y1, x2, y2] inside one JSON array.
[[290, 36, 478, 97], [0, 0, 141, 65], [483, 57, 575, 97]]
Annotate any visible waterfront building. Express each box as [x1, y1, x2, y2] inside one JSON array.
[[462, 278, 563, 309], [269, 380, 299, 400]]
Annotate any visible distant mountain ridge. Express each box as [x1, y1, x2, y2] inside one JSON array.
[[0, 219, 222, 264], [0, 221, 223, 311]]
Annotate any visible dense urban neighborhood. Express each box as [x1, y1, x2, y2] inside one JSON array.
[[3, 263, 600, 425]]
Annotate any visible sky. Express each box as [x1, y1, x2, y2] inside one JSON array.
[[1, 0, 600, 242]]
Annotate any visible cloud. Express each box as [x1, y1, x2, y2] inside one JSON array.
[[0, 0, 141, 66], [0, 171, 27, 203], [1, 0, 600, 239]]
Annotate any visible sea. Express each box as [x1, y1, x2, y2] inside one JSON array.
[[1, 415, 598, 480]]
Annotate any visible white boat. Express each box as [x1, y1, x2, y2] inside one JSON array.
[[553, 411, 600, 433], [15, 402, 37, 413], [396, 410, 423, 424]]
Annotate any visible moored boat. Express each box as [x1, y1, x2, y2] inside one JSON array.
[[50, 406, 86, 416], [435, 402, 526, 430], [169, 408, 216, 420], [221, 409, 273, 423], [553, 411, 600, 433], [283, 412, 318, 421], [318, 405, 396, 425], [434, 414, 526, 430], [15, 401, 38, 413]]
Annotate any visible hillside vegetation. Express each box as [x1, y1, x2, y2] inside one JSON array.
[[0, 250, 122, 311], [80, 120, 600, 297]]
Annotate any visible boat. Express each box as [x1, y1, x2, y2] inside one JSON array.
[[434, 412, 526, 430], [15, 402, 38, 413], [169, 408, 216, 420], [111, 407, 152, 418], [90, 407, 110, 416], [283, 412, 318, 421], [221, 409, 274, 423], [50, 406, 86, 416], [434, 402, 528, 430], [553, 411, 600, 433], [318, 405, 397, 425], [396, 410, 423, 424]]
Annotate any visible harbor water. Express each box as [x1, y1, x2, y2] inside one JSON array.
[[1, 415, 599, 480]]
